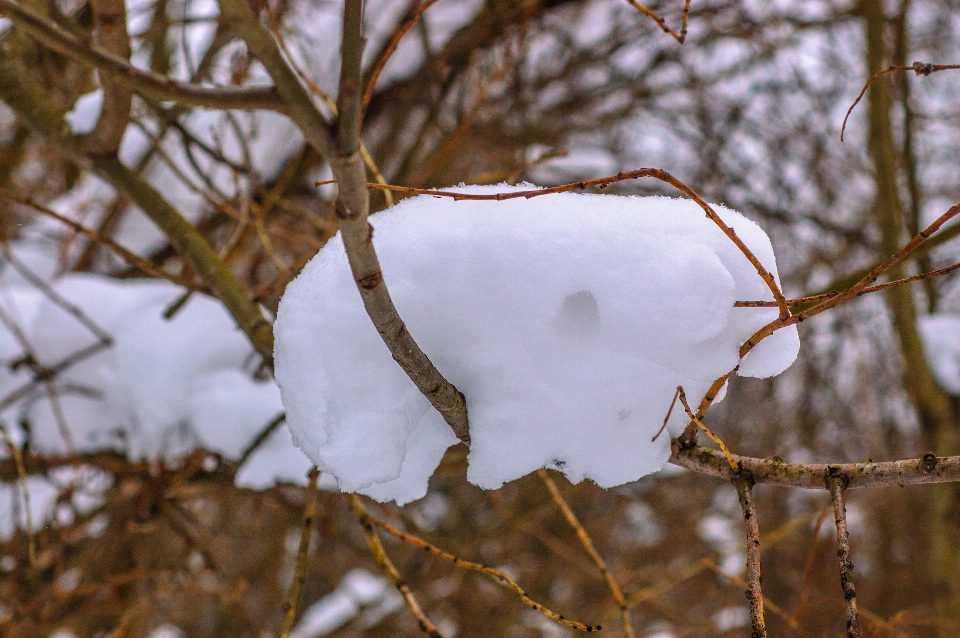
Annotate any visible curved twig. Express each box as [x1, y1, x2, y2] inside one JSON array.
[[624, 0, 691, 43], [353, 495, 602, 633], [841, 62, 960, 141], [350, 170, 790, 320]]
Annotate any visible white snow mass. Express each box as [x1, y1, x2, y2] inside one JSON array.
[[274, 186, 800, 504]]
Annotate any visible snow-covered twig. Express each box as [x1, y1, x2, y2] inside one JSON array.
[[354, 169, 791, 321]]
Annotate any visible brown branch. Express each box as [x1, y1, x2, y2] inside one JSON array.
[[359, 0, 441, 125], [671, 441, 960, 490], [734, 475, 767, 638], [841, 62, 960, 141], [737, 201, 960, 360], [0, 189, 202, 290], [86, 0, 132, 153], [828, 470, 861, 638], [735, 259, 960, 308], [345, 494, 445, 638], [537, 469, 632, 637], [0, 52, 275, 359], [279, 467, 319, 638], [0, 0, 285, 112], [352, 170, 790, 320], [354, 496, 602, 633], [624, 0, 691, 43]]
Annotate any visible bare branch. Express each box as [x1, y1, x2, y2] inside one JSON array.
[[671, 441, 960, 490], [353, 494, 602, 633], [279, 467, 319, 638], [734, 475, 767, 638], [86, 0, 132, 153], [360, 0, 441, 126], [538, 469, 632, 637], [624, 0, 691, 43], [345, 494, 446, 638], [841, 62, 960, 141], [0, 52, 274, 359], [0, 0, 285, 112], [828, 470, 861, 638]]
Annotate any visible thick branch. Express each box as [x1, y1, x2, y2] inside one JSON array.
[[670, 440, 960, 490], [87, 0, 132, 153], [0, 0, 285, 111], [0, 50, 274, 360]]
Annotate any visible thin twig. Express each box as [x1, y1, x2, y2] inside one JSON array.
[[0, 190, 202, 290], [346, 170, 789, 320], [677, 386, 738, 471], [345, 494, 445, 638], [353, 497, 602, 633], [624, 0, 691, 43], [841, 62, 960, 141], [0, 422, 36, 566], [735, 259, 960, 308], [0, 0, 285, 111], [734, 475, 767, 638], [280, 467, 320, 638], [235, 413, 286, 471], [360, 0, 441, 124], [828, 470, 860, 638], [537, 469, 633, 637]]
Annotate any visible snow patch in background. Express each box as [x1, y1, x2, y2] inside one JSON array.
[[0, 260, 312, 497], [275, 186, 800, 504], [920, 314, 960, 394]]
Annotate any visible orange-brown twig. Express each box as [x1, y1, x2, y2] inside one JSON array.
[[625, 0, 691, 44], [346, 494, 445, 638], [279, 467, 320, 638], [360, 0, 441, 124], [677, 386, 738, 471], [331, 169, 790, 320], [735, 259, 960, 308], [841, 62, 960, 141], [353, 497, 601, 633], [537, 469, 633, 638]]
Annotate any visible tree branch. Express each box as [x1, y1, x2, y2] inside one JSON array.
[[0, 0, 286, 112], [670, 440, 960, 490], [86, 0, 132, 153], [734, 474, 767, 638], [0, 50, 274, 360]]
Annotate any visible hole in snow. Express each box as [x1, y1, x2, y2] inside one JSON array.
[[554, 290, 600, 343]]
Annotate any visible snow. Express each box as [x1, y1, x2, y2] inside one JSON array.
[[0, 257, 312, 492], [290, 568, 400, 638], [275, 186, 800, 504], [919, 314, 960, 394], [65, 89, 104, 135]]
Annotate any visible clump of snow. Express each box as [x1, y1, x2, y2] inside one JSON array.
[[0, 259, 312, 489], [65, 89, 104, 135], [919, 314, 960, 394], [275, 186, 800, 504]]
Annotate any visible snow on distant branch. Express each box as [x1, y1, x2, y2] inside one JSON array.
[[275, 186, 800, 505]]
